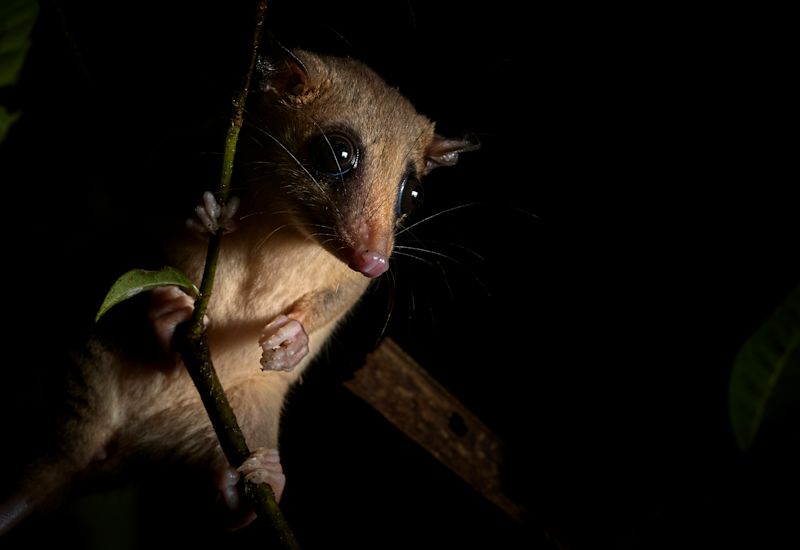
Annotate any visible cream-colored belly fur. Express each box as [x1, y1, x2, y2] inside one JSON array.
[[107, 227, 368, 468]]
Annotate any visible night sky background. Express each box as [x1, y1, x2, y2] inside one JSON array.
[[1, 1, 797, 548]]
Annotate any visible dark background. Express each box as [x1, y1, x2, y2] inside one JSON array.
[[2, 1, 797, 548]]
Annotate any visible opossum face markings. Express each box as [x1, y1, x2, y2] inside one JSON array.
[[310, 132, 359, 178], [397, 173, 424, 219]]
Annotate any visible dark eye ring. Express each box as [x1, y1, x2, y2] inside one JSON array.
[[397, 175, 424, 218], [310, 133, 359, 177]]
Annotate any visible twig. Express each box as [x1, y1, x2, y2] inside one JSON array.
[[189, 0, 266, 333], [177, 1, 301, 547]]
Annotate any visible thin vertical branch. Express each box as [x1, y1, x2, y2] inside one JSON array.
[[190, 0, 267, 333], [177, 1, 300, 547]]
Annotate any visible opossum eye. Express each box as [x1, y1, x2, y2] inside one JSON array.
[[397, 175, 424, 218], [311, 133, 359, 177]]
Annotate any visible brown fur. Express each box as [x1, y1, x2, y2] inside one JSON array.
[[1, 50, 476, 533]]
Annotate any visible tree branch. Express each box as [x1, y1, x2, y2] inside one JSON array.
[[177, 1, 300, 547], [179, 328, 299, 548], [189, 0, 267, 333]]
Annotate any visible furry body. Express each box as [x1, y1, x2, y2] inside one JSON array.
[[0, 49, 476, 534]]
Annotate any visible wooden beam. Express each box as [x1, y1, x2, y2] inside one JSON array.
[[344, 338, 524, 522]]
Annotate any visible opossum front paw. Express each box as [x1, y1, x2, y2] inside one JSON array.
[[148, 287, 209, 372], [186, 191, 240, 235], [238, 448, 285, 501], [148, 286, 194, 364], [259, 315, 309, 372], [216, 448, 285, 530]]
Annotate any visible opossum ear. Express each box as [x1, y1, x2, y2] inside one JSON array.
[[424, 134, 481, 175], [255, 35, 311, 99]]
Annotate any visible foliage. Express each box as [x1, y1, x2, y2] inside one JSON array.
[[730, 286, 800, 450], [95, 267, 199, 322], [0, 0, 38, 142]]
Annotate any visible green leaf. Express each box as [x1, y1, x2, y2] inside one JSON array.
[[0, 106, 20, 142], [730, 285, 800, 450], [0, 0, 38, 143], [0, 0, 38, 88], [96, 267, 200, 322]]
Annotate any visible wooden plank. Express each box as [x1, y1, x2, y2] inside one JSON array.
[[344, 338, 524, 522]]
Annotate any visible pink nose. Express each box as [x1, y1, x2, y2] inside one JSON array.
[[349, 250, 389, 278]]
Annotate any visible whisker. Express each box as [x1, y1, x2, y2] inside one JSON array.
[[396, 202, 482, 236], [394, 242, 491, 299], [306, 118, 346, 188], [244, 123, 326, 197], [413, 239, 486, 261], [295, 113, 359, 219], [321, 24, 355, 52], [392, 249, 436, 267], [508, 206, 540, 221], [239, 208, 302, 221], [310, 230, 339, 238], [409, 284, 417, 318], [374, 267, 396, 345], [435, 260, 455, 301], [316, 237, 339, 248], [254, 223, 290, 253], [394, 245, 463, 265]]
